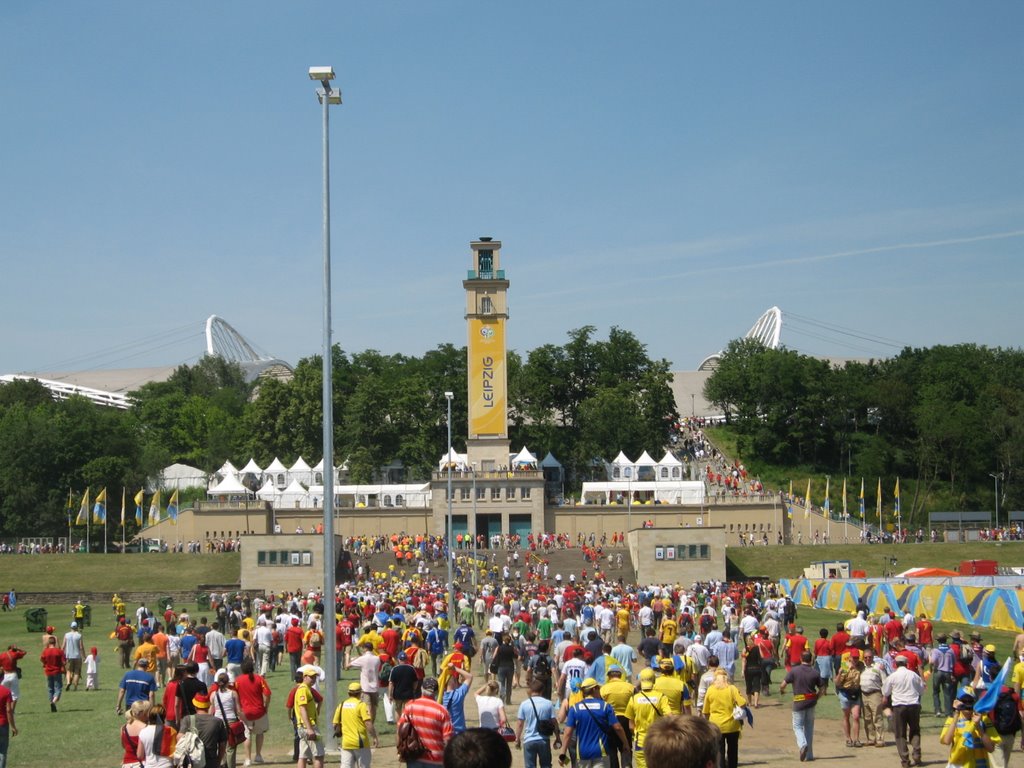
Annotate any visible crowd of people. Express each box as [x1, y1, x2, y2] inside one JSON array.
[[3, 559, 1024, 768]]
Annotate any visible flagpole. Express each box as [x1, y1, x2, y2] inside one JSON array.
[[121, 487, 126, 552], [86, 492, 91, 554], [176, 479, 181, 553], [104, 486, 108, 554], [67, 489, 73, 555]]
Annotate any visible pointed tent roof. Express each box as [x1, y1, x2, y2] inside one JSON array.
[[512, 446, 538, 466], [240, 458, 263, 475], [312, 458, 327, 472], [282, 478, 308, 494], [540, 452, 562, 468], [611, 451, 633, 466], [635, 450, 657, 466], [208, 474, 250, 496], [289, 457, 312, 473], [256, 479, 278, 500], [217, 460, 239, 477], [657, 451, 683, 466], [265, 457, 288, 473], [438, 448, 467, 471]]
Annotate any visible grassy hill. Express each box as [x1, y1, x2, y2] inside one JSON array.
[[5, 552, 241, 592], [726, 540, 1024, 581]]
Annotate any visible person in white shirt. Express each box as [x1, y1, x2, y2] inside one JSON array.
[[881, 656, 924, 766], [253, 619, 274, 676]]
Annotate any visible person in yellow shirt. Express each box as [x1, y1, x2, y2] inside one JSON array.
[[601, 666, 634, 768], [652, 657, 687, 714], [360, 626, 384, 653], [333, 682, 378, 767], [616, 606, 632, 643], [295, 666, 325, 768], [702, 668, 747, 768], [133, 633, 159, 674], [626, 669, 671, 768], [659, 617, 678, 657]]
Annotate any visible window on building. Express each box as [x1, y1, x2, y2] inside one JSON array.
[[396, 494, 404, 506], [476, 486, 485, 501], [613, 467, 620, 479], [314, 472, 323, 484], [481, 296, 494, 314], [277, 473, 285, 486], [490, 487, 500, 501], [383, 494, 392, 506], [507, 487, 516, 500], [521, 486, 531, 499], [672, 467, 680, 479], [661, 467, 668, 479], [460, 487, 470, 501], [258, 549, 312, 567]]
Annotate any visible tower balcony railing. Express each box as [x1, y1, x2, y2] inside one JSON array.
[[466, 269, 505, 280], [432, 468, 543, 481]]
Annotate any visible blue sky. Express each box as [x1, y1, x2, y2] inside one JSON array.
[[2, 2, 1021, 375]]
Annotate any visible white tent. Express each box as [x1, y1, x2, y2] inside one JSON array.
[[609, 452, 634, 480], [158, 463, 207, 490], [265, 457, 288, 488], [239, 458, 264, 476], [634, 450, 658, 481], [216, 460, 239, 480], [512, 446, 538, 468], [656, 451, 684, 480], [438, 448, 468, 471], [289, 457, 313, 486], [279, 479, 311, 508], [256, 479, 279, 501], [208, 474, 252, 497], [580, 480, 705, 506]]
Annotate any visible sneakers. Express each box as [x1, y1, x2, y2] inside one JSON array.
[[50, 702, 57, 712], [799, 745, 808, 762], [254, 758, 265, 765], [244, 761, 251, 767]]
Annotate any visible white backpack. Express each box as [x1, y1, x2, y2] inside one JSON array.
[[173, 727, 206, 768]]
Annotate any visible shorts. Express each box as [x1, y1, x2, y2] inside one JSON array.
[[1, 672, 19, 700], [361, 691, 379, 708], [298, 730, 325, 760], [838, 690, 862, 709], [341, 748, 371, 768], [66, 658, 82, 676], [245, 713, 270, 736]]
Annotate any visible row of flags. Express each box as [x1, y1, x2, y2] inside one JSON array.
[[787, 477, 902, 522], [68, 488, 179, 527]]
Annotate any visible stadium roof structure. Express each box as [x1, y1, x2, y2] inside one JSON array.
[[0, 315, 293, 409], [698, 306, 783, 371]]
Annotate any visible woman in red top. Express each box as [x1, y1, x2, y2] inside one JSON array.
[[189, 636, 212, 687], [121, 700, 151, 768], [234, 658, 271, 765]]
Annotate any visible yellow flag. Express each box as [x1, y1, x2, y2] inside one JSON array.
[[149, 490, 162, 525], [120, 488, 127, 526], [877, 478, 883, 523], [76, 489, 90, 525], [804, 479, 812, 518], [134, 489, 145, 525], [93, 488, 107, 523]]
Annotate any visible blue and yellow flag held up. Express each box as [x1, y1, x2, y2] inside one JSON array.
[[167, 490, 179, 525], [134, 489, 144, 525], [858, 478, 865, 518], [149, 491, 161, 525]]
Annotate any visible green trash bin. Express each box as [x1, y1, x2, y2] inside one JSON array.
[[25, 607, 47, 633], [157, 596, 174, 613], [82, 605, 92, 627], [196, 592, 209, 612]]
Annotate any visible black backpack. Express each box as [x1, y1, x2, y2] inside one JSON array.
[[994, 689, 1022, 735], [533, 654, 552, 680]]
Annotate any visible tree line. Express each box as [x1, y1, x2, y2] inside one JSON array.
[[0, 326, 677, 538], [704, 339, 1024, 521]]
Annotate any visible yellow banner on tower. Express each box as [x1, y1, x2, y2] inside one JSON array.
[[468, 318, 507, 437]]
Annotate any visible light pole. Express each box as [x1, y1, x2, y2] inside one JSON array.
[[309, 64, 341, 744], [445, 391, 455, 621], [990, 471, 1004, 529], [471, 462, 478, 590]]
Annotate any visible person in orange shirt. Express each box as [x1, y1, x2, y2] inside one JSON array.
[[151, 624, 169, 686], [133, 633, 159, 675]]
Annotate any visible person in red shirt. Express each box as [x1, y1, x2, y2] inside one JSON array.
[[0, 681, 18, 764], [884, 616, 904, 649], [380, 623, 401, 660], [40, 636, 66, 712], [0, 645, 26, 711], [829, 624, 850, 675], [785, 628, 808, 672], [915, 615, 934, 649], [285, 618, 305, 679], [235, 657, 271, 765]]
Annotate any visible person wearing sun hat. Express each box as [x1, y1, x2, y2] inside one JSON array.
[[940, 685, 999, 767], [193, 692, 228, 768], [333, 681, 379, 768], [559, 677, 629, 767], [294, 666, 325, 768]]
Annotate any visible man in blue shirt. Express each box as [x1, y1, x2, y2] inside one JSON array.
[[223, 632, 247, 681], [453, 621, 476, 659], [516, 678, 559, 768], [441, 665, 474, 733], [116, 659, 157, 715], [558, 678, 629, 768], [426, 622, 448, 677]]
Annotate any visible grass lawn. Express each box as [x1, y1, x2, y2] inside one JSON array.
[[6, 552, 241, 592], [0, 605, 391, 768], [726, 541, 1024, 580]]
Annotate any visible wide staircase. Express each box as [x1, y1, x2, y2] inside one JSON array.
[[349, 541, 636, 589]]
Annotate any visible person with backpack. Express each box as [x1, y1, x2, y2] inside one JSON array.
[[426, 623, 448, 677], [930, 635, 957, 718], [991, 683, 1022, 767], [136, 703, 178, 768], [515, 678, 559, 768], [191, 693, 227, 768]]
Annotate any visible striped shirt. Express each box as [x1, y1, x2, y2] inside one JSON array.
[[398, 696, 453, 764]]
